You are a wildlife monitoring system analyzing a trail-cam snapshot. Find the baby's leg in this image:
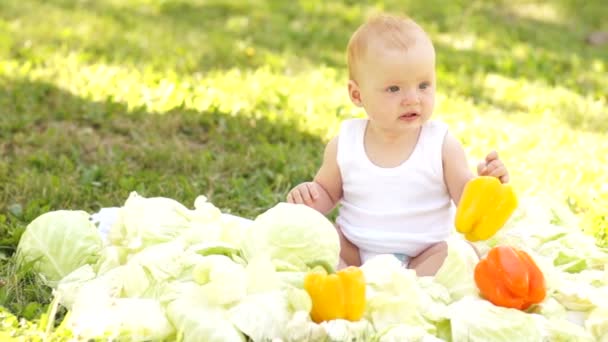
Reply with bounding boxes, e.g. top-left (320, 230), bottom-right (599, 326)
top-left (408, 240), bottom-right (480, 276)
top-left (408, 241), bottom-right (448, 276)
top-left (335, 224), bottom-right (361, 268)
